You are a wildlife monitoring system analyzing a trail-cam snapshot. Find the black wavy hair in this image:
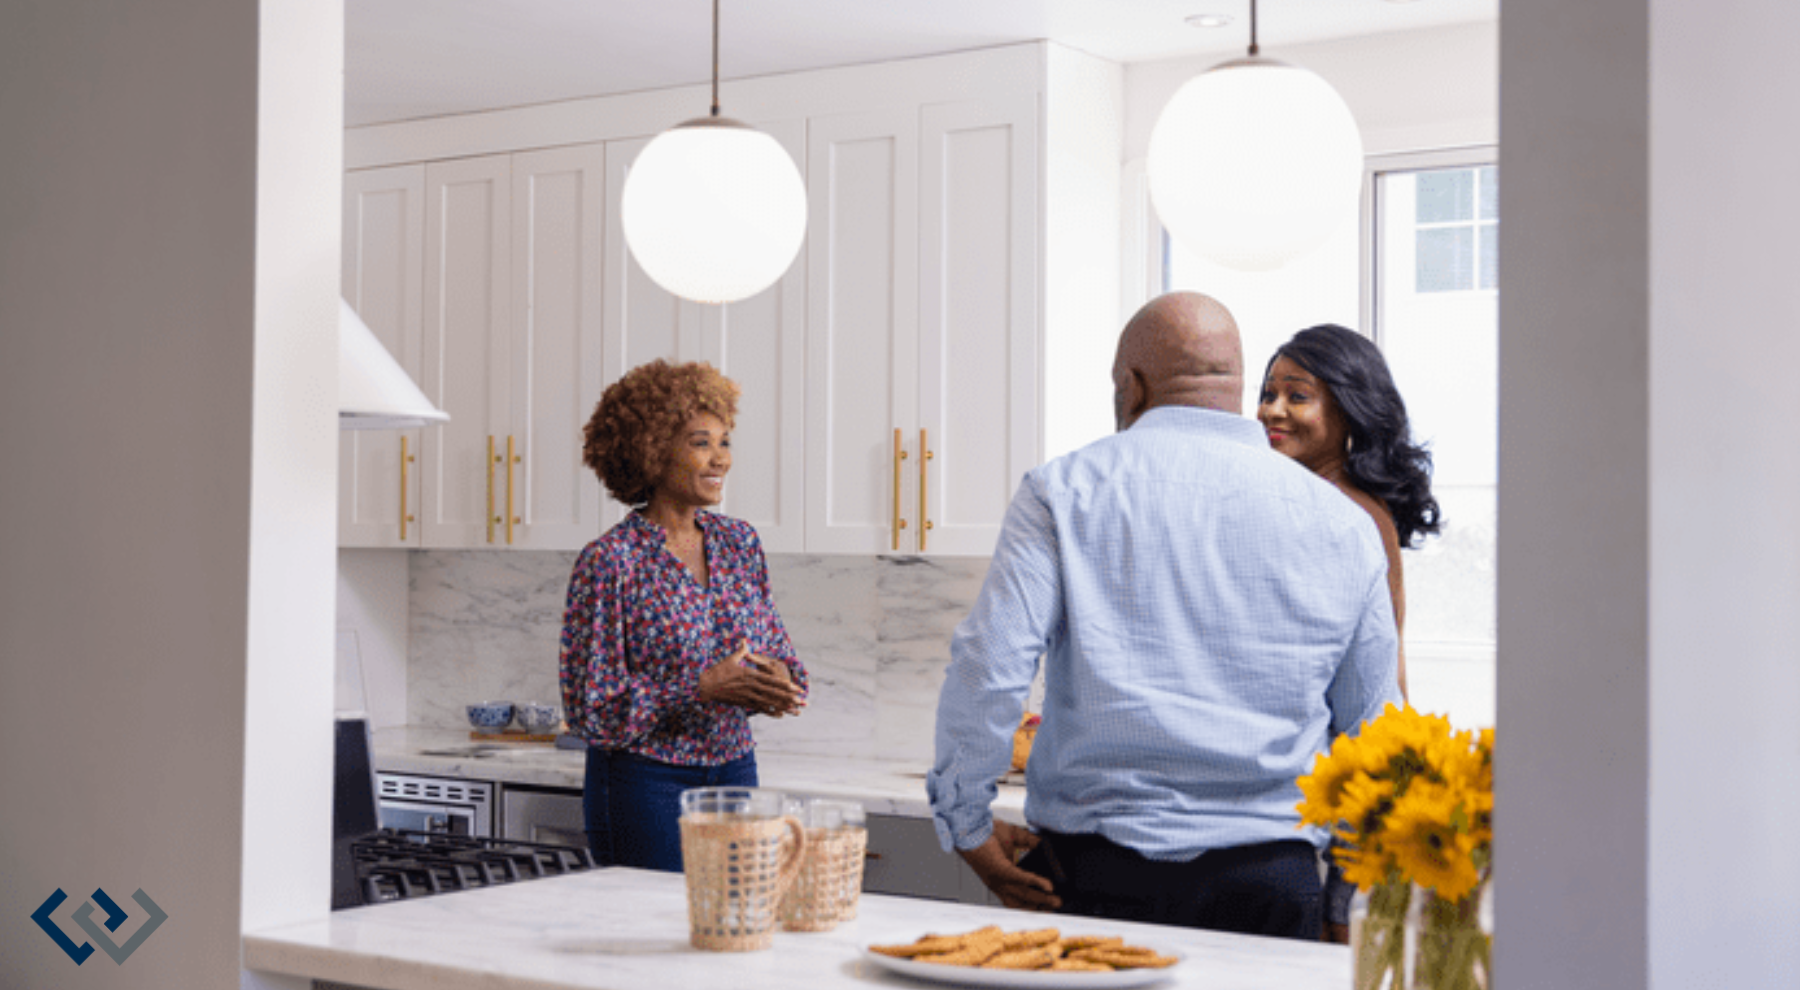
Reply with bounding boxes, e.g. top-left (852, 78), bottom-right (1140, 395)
top-left (1266, 324), bottom-right (1442, 547)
